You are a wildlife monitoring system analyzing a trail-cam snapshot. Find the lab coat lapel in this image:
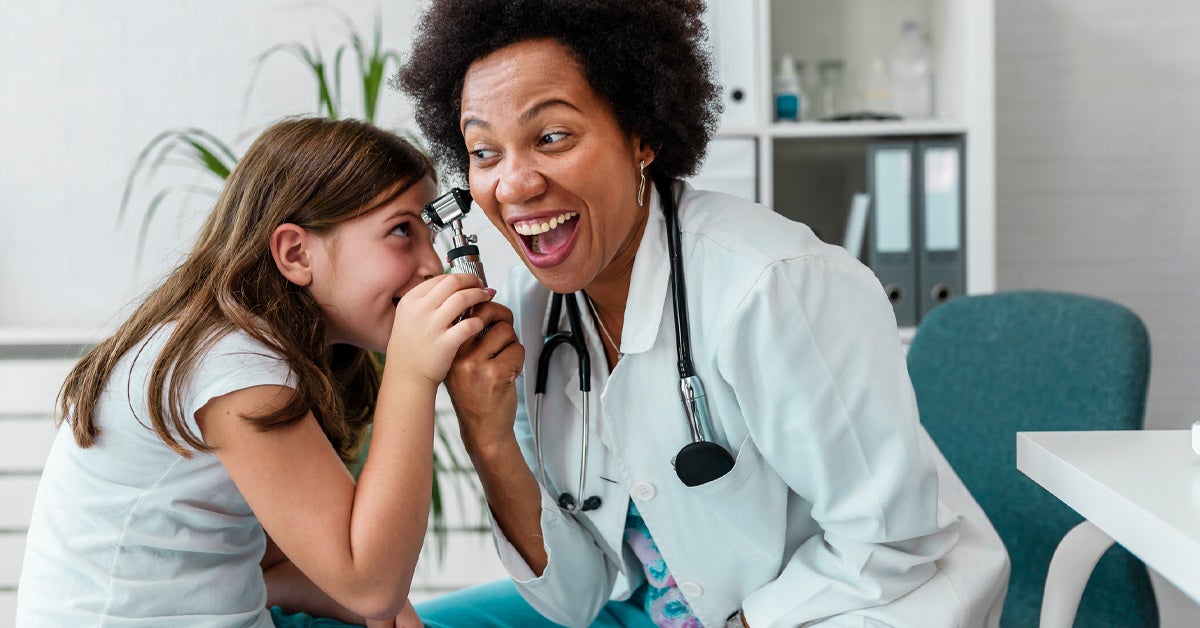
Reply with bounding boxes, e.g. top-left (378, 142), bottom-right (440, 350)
top-left (582, 184), bottom-right (678, 590)
top-left (620, 183), bottom-right (672, 356)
